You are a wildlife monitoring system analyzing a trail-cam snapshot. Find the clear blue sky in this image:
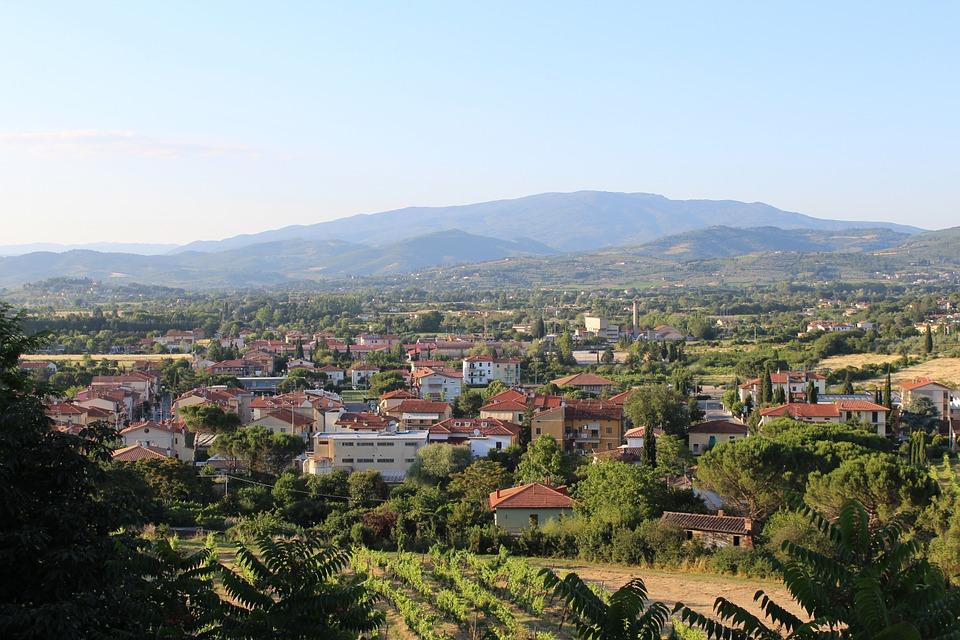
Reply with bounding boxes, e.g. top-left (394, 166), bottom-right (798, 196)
top-left (1, 1), bottom-right (957, 244)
